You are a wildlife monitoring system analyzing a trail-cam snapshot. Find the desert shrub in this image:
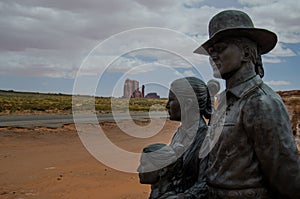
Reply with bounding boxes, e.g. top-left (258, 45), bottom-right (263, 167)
top-left (0, 90), bottom-right (168, 114)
